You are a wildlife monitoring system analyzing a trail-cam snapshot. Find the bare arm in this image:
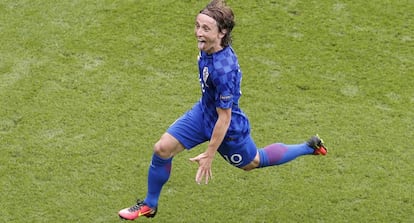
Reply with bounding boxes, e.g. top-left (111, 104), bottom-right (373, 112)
top-left (207, 107), bottom-right (232, 155)
top-left (190, 107), bottom-right (231, 184)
